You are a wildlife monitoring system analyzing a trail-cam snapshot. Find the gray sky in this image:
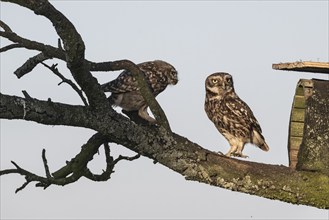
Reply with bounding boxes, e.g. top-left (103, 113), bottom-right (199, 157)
top-left (1, 1), bottom-right (329, 219)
